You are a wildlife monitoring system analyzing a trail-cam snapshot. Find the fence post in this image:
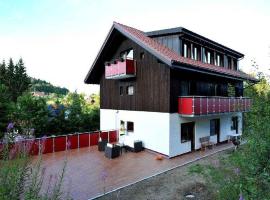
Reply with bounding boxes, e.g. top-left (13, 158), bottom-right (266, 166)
top-left (78, 133), bottom-right (80, 149)
top-left (52, 136), bottom-right (55, 153)
top-left (65, 135), bottom-right (67, 151)
top-left (88, 132), bottom-right (90, 147)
